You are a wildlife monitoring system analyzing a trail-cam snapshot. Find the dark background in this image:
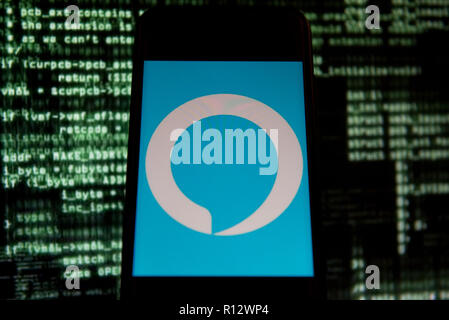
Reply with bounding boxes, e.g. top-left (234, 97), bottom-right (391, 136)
top-left (0, 0), bottom-right (448, 299)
